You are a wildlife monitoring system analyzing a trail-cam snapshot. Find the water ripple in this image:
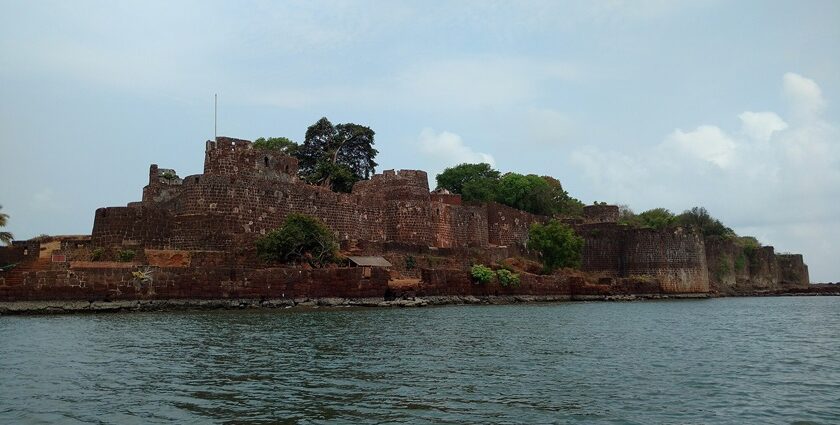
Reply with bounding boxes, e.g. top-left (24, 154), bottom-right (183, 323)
top-left (1, 297), bottom-right (839, 424)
